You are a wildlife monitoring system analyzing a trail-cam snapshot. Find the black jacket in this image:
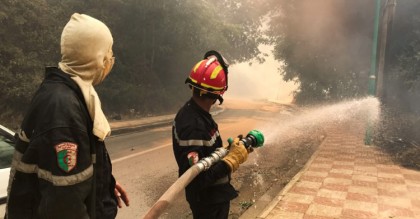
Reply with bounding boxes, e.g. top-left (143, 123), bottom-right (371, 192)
top-left (172, 99), bottom-right (237, 205)
top-left (6, 67), bottom-right (117, 219)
